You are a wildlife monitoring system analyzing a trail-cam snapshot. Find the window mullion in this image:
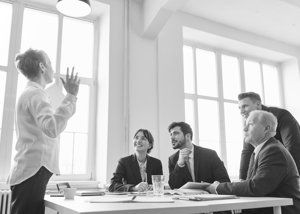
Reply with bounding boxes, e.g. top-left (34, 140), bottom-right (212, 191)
top-left (0, 1), bottom-right (25, 181)
top-left (277, 65), bottom-right (285, 108)
top-left (193, 47), bottom-right (199, 146)
top-left (260, 63), bottom-right (266, 103)
top-left (216, 51), bottom-right (227, 167)
top-left (239, 57), bottom-right (246, 93)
